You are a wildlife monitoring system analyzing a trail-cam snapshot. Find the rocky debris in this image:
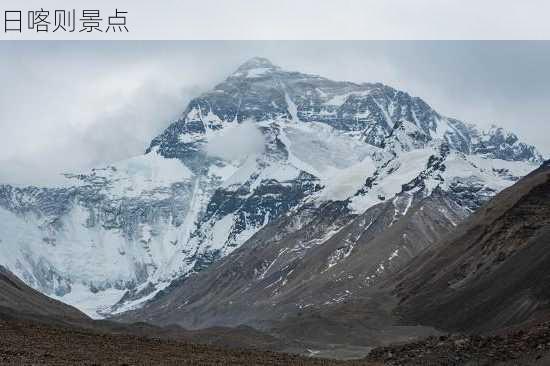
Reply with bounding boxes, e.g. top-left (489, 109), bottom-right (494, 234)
top-left (366, 321), bottom-right (550, 365)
